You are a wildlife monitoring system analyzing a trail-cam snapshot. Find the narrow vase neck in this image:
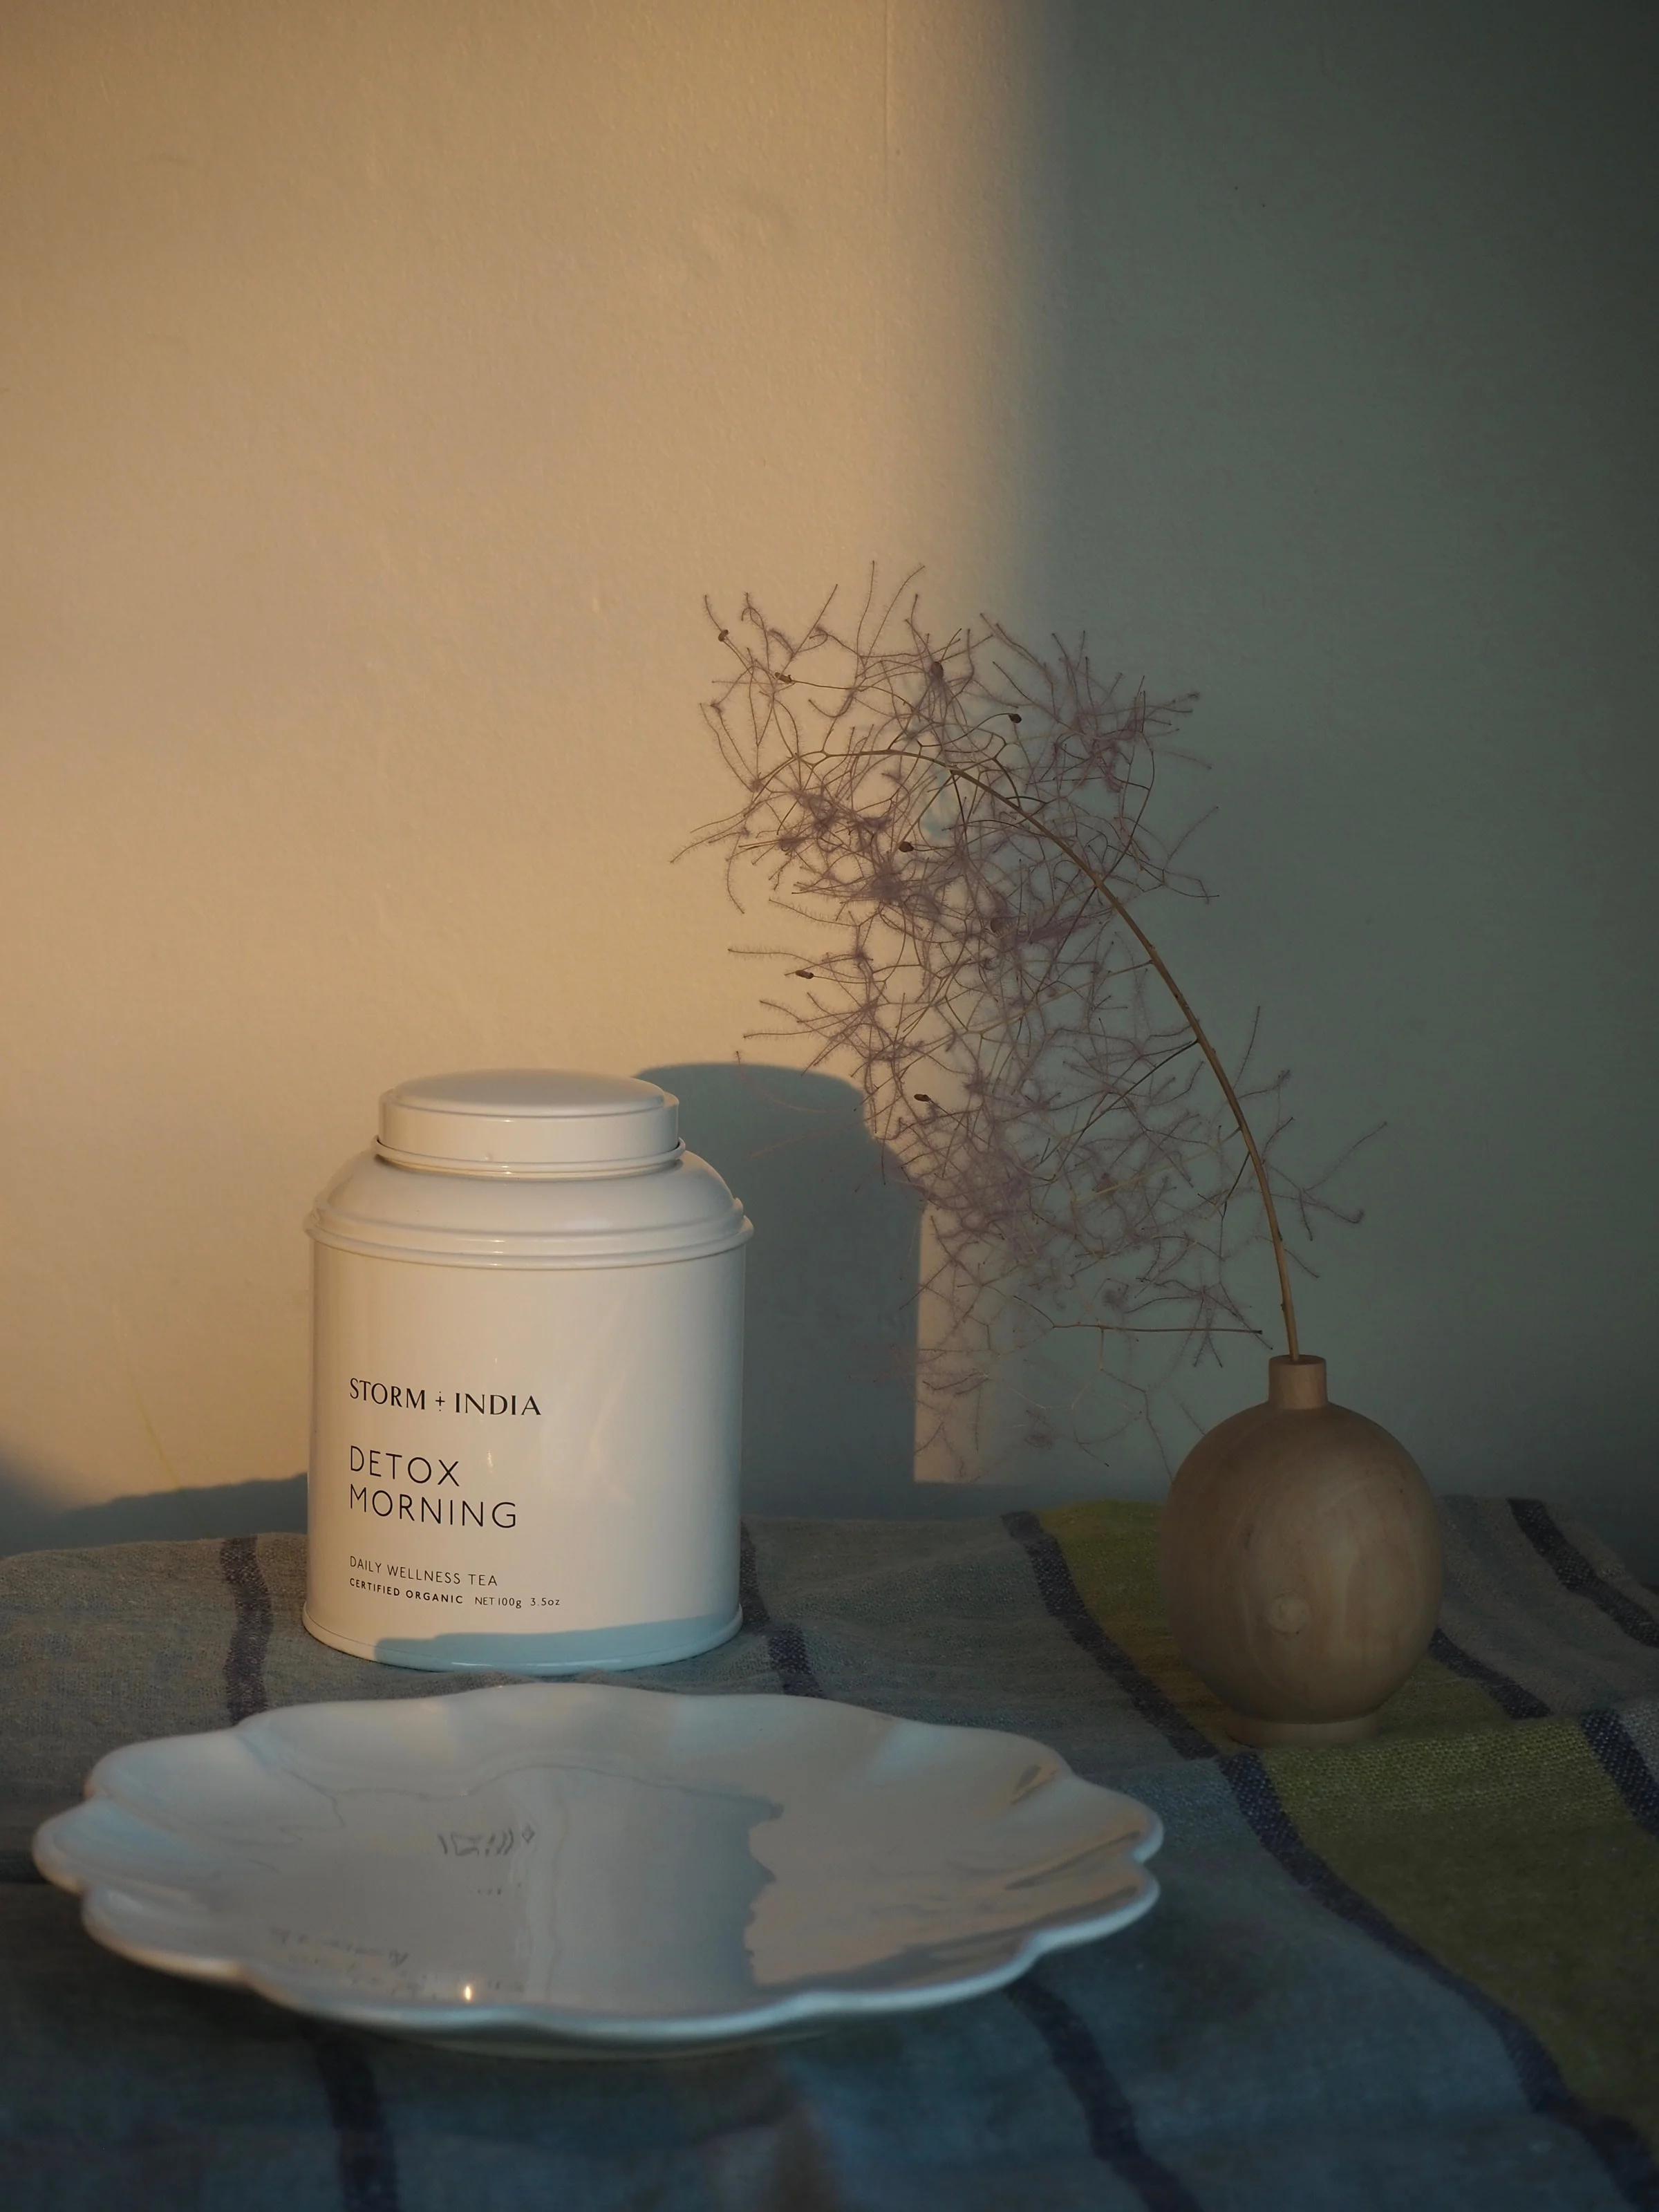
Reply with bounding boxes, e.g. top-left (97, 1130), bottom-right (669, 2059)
top-left (1268, 1354), bottom-right (1328, 1410)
